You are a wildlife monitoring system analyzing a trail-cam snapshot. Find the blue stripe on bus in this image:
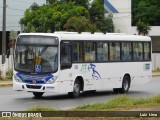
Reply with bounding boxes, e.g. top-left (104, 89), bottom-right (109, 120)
top-left (104, 0), bottom-right (119, 13)
top-left (16, 72), bottom-right (53, 84)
